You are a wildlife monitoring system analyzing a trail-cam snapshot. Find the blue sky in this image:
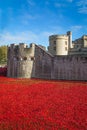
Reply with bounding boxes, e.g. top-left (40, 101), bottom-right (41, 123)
top-left (0, 0), bottom-right (87, 46)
